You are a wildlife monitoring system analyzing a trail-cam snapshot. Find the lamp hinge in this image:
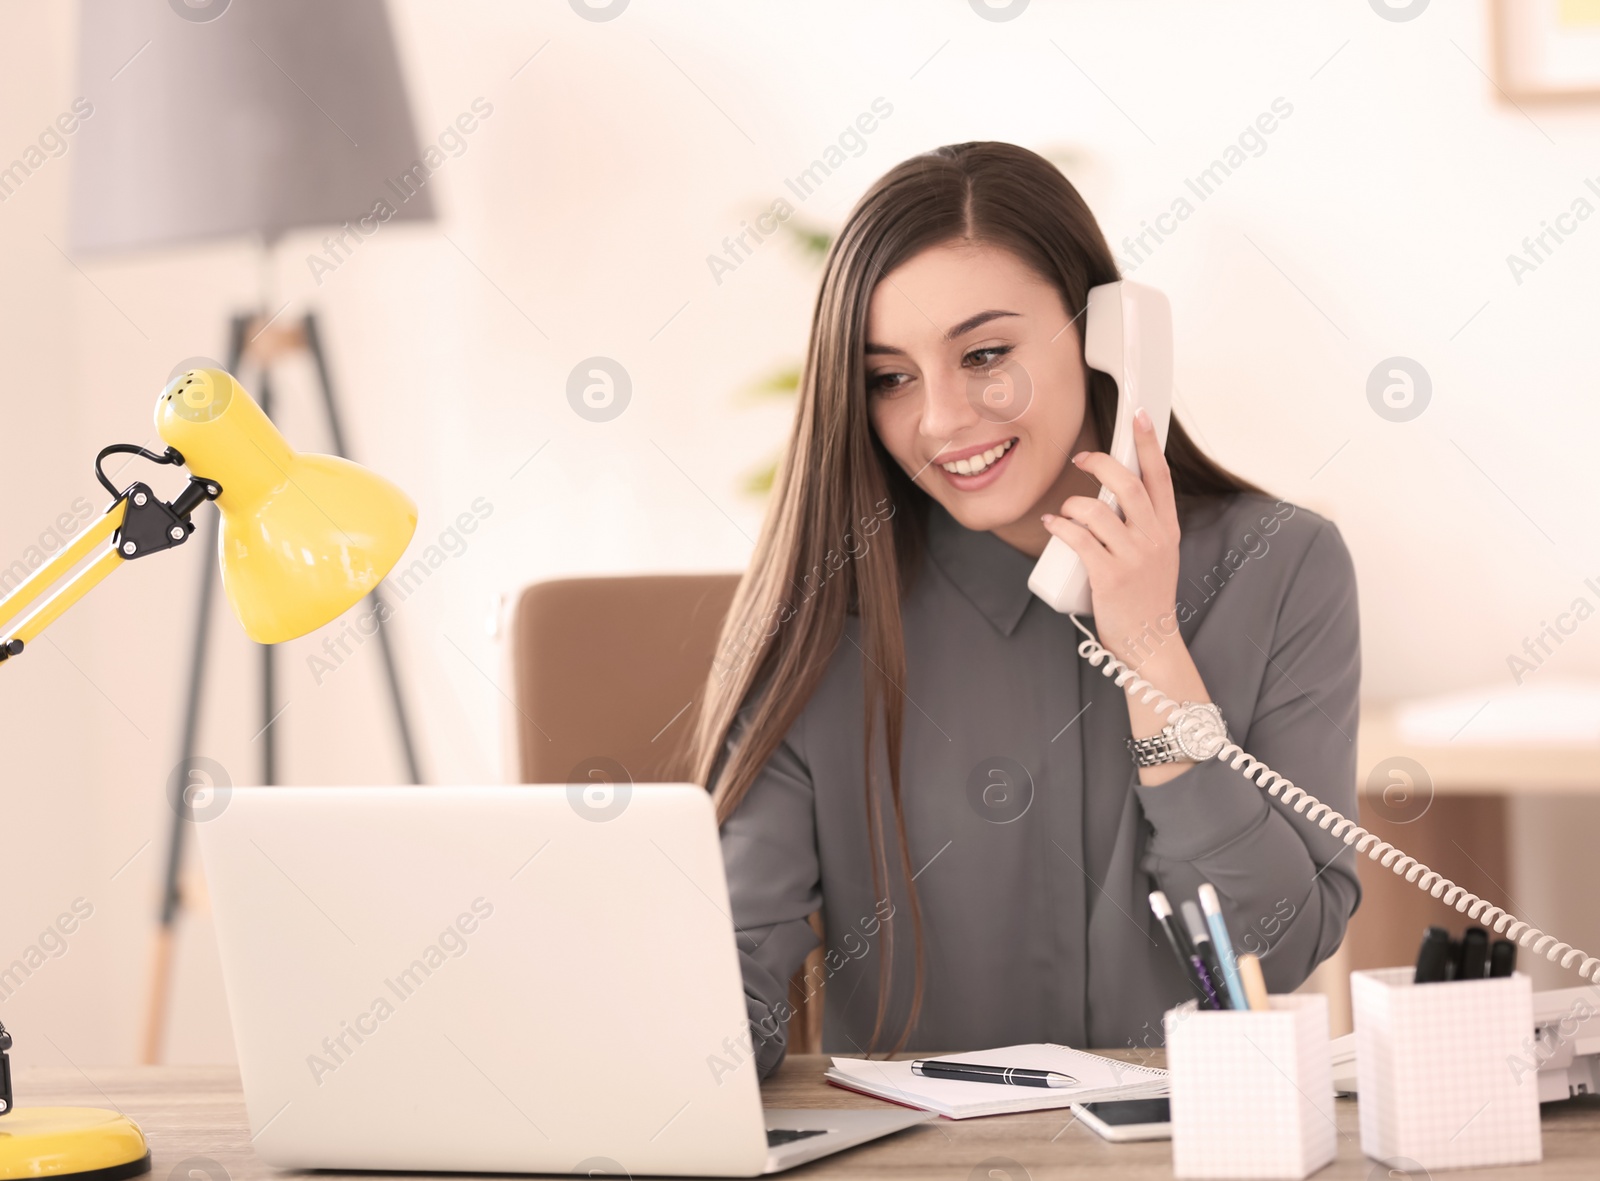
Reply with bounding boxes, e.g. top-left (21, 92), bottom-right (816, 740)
top-left (113, 477), bottom-right (221, 560)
